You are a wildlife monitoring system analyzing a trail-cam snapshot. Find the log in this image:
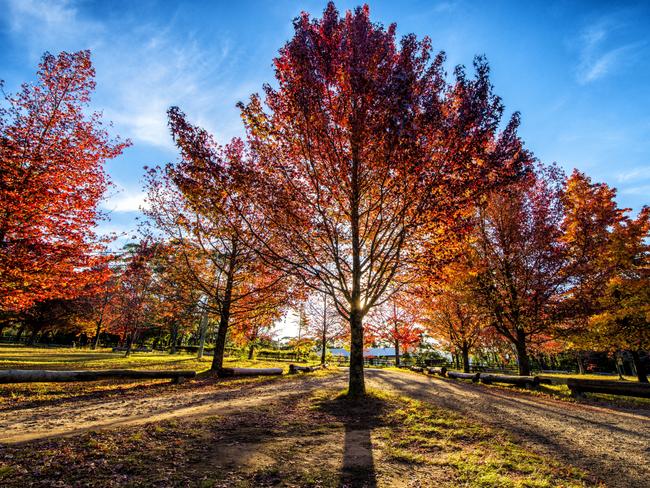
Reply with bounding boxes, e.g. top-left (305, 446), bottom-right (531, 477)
top-left (447, 371), bottom-right (480, 382)
top-left (480, 373), bottom-right (540, 387)
top-left (537, 375), bottom-right (568, 385)
top-left (289, 364), bottom-right (324, 374)
top-left (0, 369), bottom-right (196, 384)
top-left (427, 366), bottom-right (447, 377)
top-left (567, 379), bottom-right (650, 399)
top-left (217, 367), bottom-right (283, 377)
